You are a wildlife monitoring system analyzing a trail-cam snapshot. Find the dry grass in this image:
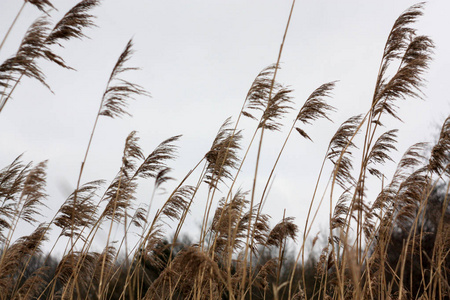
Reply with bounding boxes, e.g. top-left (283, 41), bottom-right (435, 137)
top-left (0, 1), bottom-right (449, 299)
